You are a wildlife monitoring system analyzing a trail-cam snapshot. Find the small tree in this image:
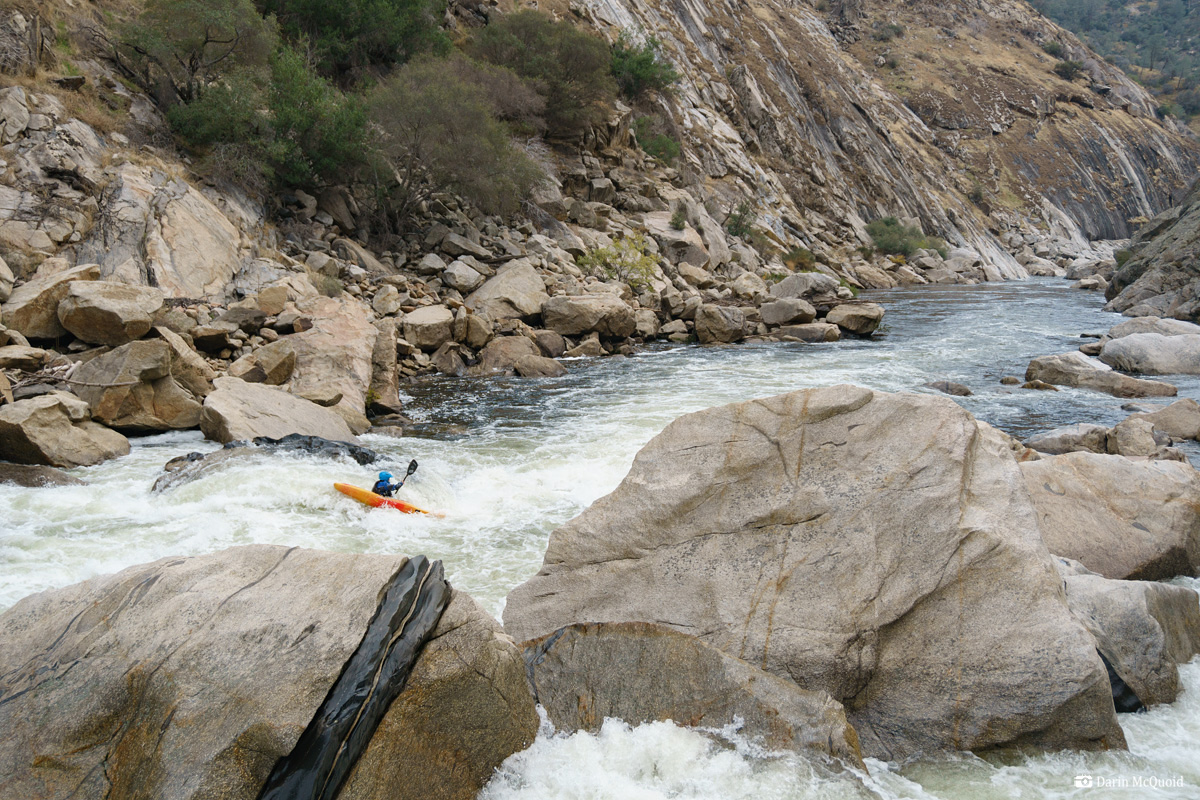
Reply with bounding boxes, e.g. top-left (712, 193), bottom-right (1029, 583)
top-left (116, 0), bottom-right (277, 106)
top-left (725, 201), bottom-right (755, 238)
top-left (610, 30), bottom-right (679, 99)
top-left (1054, 60), bottom-right (1084, 81)
top-left (369, 56), bottom-right (544, 230)
top-left (576, 233), bottom-right (658, 291)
